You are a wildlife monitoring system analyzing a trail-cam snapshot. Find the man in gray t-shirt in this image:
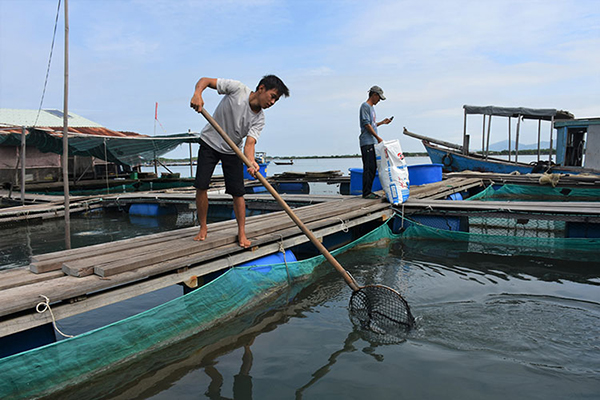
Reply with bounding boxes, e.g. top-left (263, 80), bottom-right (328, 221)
top-left (359, 85), bottom-right (392, 198)
top-left (190, 75), bottom-right (289, 248)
